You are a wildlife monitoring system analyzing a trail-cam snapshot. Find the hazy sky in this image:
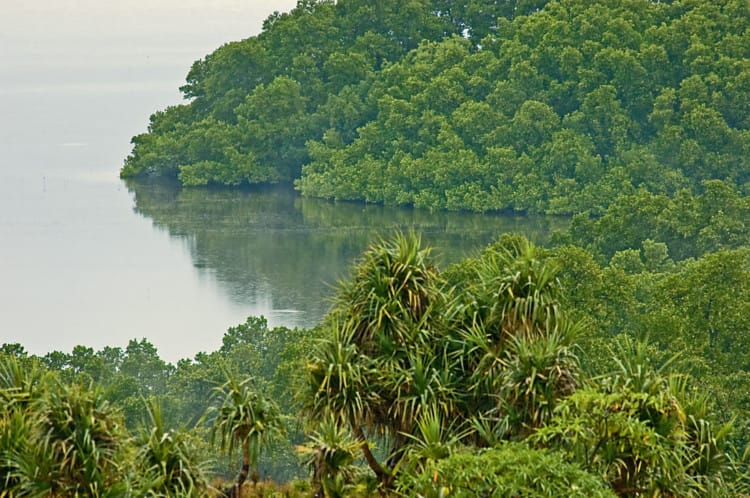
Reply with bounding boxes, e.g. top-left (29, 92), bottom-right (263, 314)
top-left (0, 0), bottom-right (299, 158)
top-left (1, 0), bottom-right (298, 95)
top-left (0, 1), bottom-right (300, 361)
